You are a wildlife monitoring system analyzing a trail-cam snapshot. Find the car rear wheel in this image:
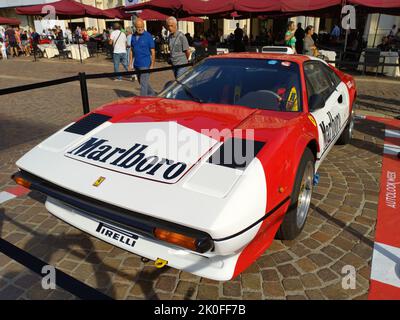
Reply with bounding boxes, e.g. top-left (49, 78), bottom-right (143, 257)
top-left (276, 148), bottom-right (315, 240)
top-left (336, 111), bottom-right (354, 145)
